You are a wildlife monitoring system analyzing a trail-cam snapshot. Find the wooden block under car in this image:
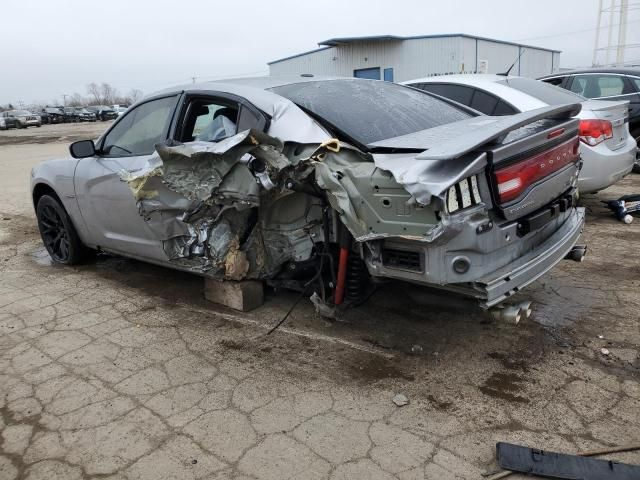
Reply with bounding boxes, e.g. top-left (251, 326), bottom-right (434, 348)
top-left (204, 279), bottom-right (264, 312)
